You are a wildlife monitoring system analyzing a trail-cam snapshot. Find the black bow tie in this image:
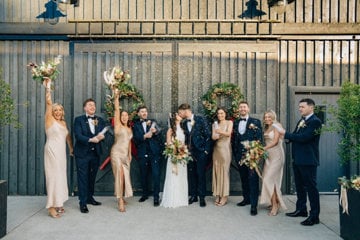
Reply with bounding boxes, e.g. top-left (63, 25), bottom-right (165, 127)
top-left (141, 119), bottom-right (148, 122)
top-left (301, 117), bottom-right (306, 121)
top-left (186, 119), bottom-right (191, 122)
top-left (240, 118), bottom-right (247, 121)
top-left (87, 116), bottom-right (96, 120)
